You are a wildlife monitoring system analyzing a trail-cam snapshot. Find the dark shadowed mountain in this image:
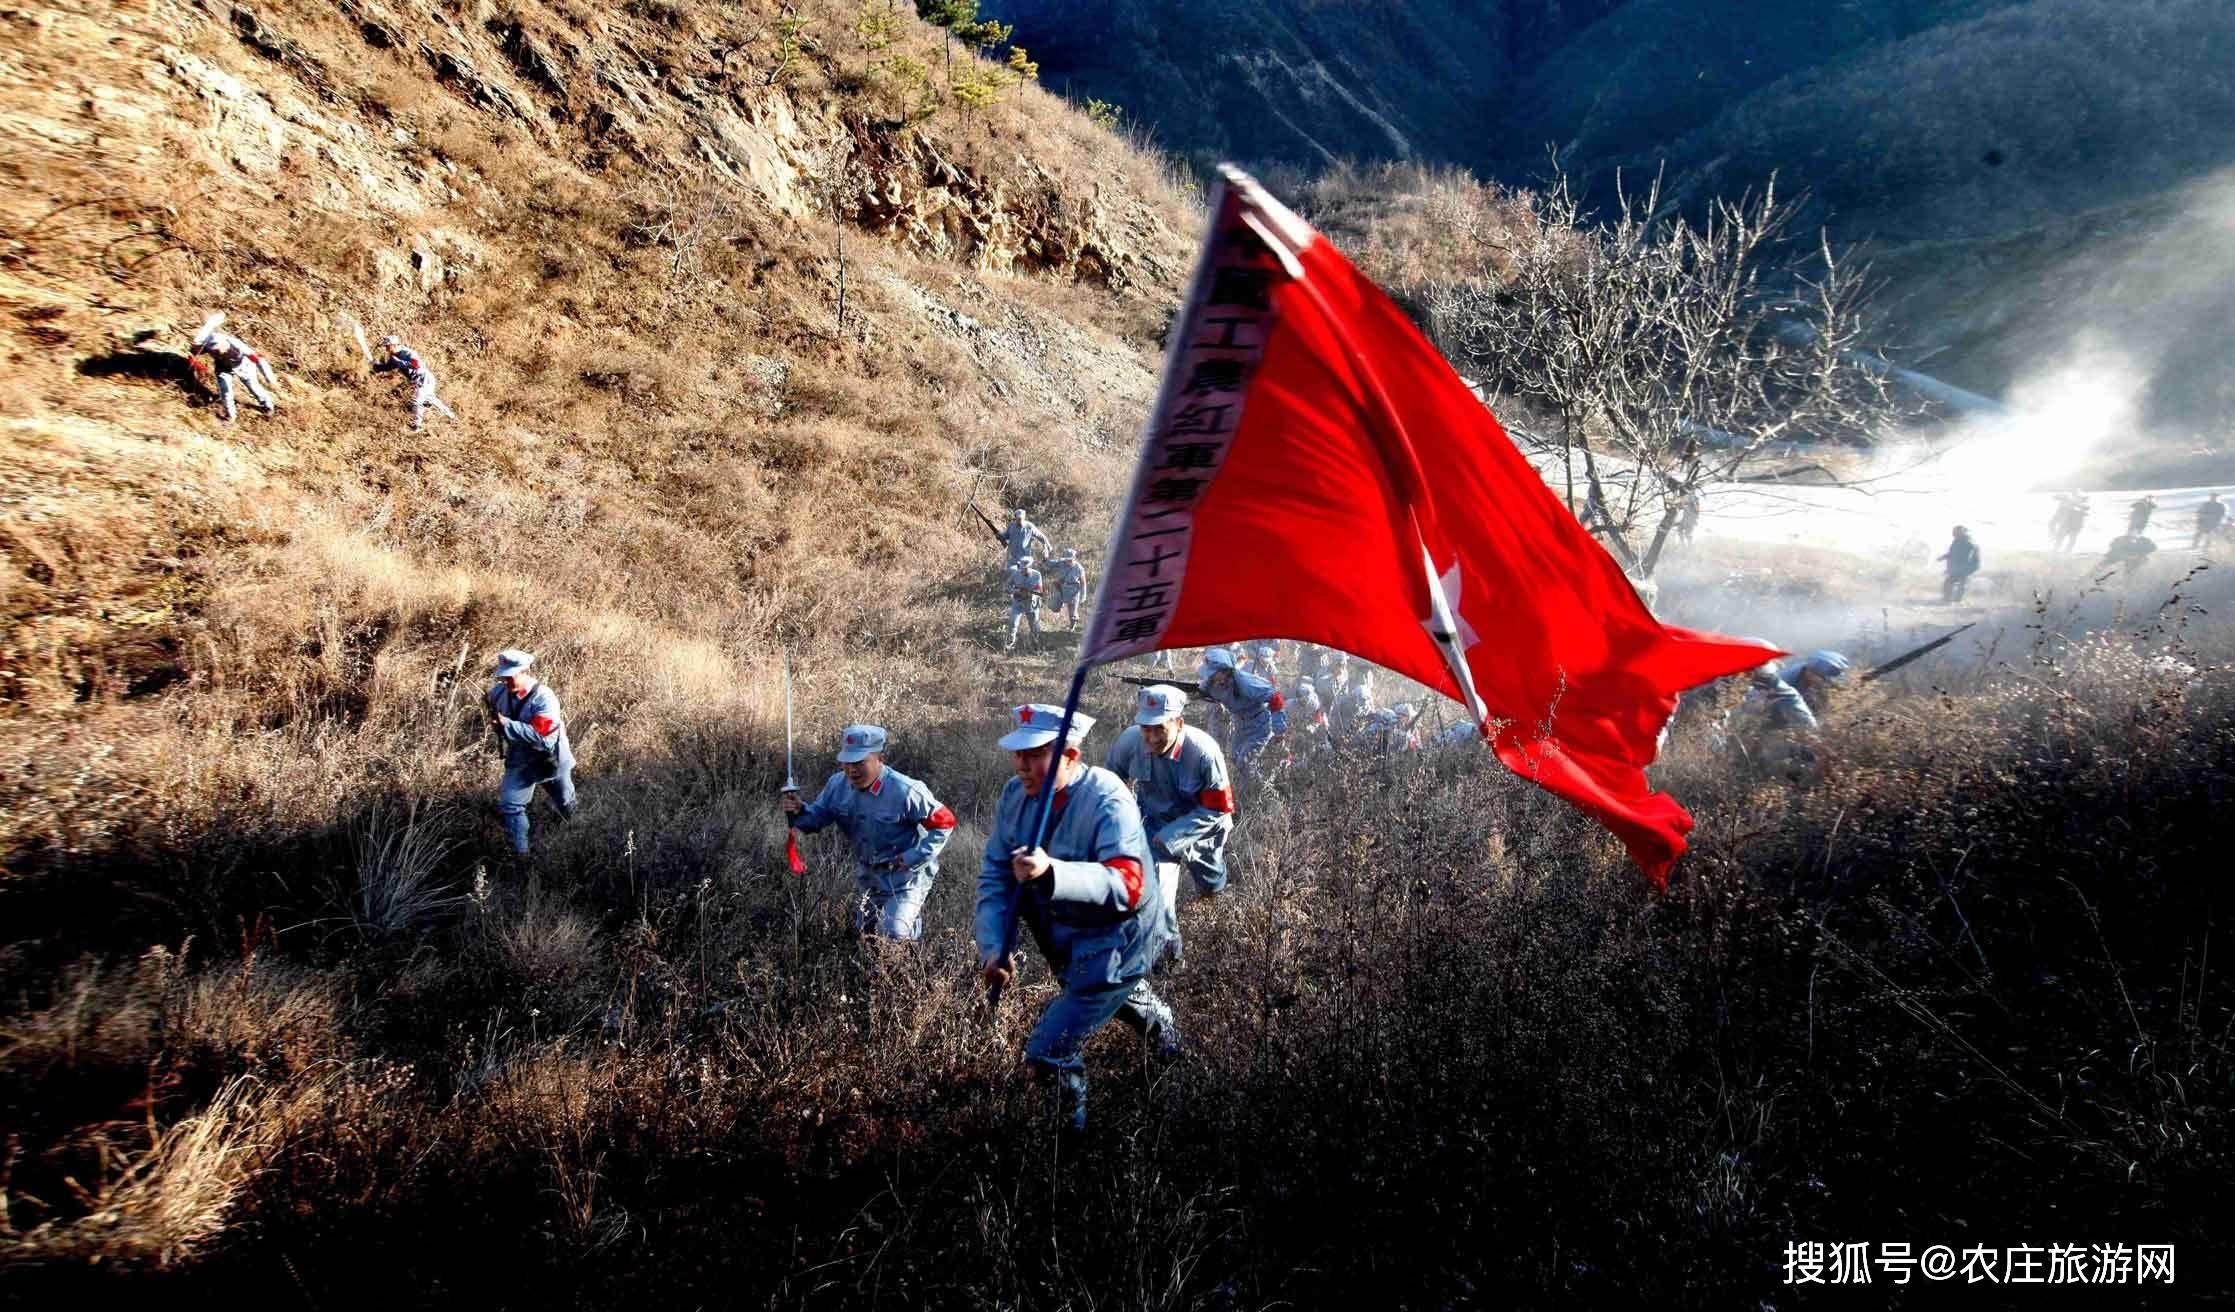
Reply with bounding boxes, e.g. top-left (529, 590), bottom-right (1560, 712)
top-left (992, 0), bottom-right (2235, 437)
